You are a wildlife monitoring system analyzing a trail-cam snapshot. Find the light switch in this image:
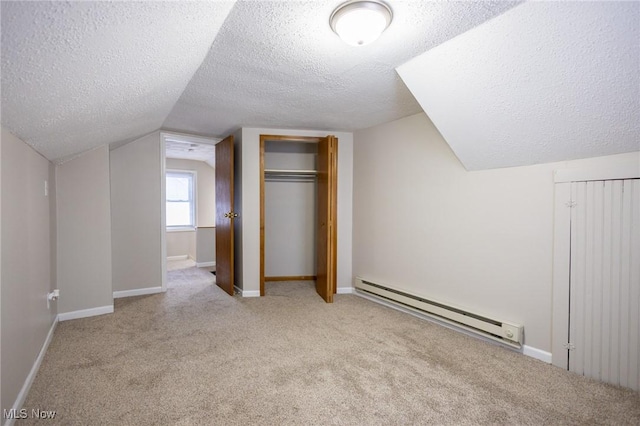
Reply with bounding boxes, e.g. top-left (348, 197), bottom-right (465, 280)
top-left (44, 180), bottom-right (48, 196)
